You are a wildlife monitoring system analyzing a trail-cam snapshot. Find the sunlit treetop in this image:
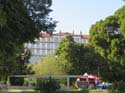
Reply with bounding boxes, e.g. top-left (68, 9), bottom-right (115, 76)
top-left (89, 5), bottom-right (125, 64)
